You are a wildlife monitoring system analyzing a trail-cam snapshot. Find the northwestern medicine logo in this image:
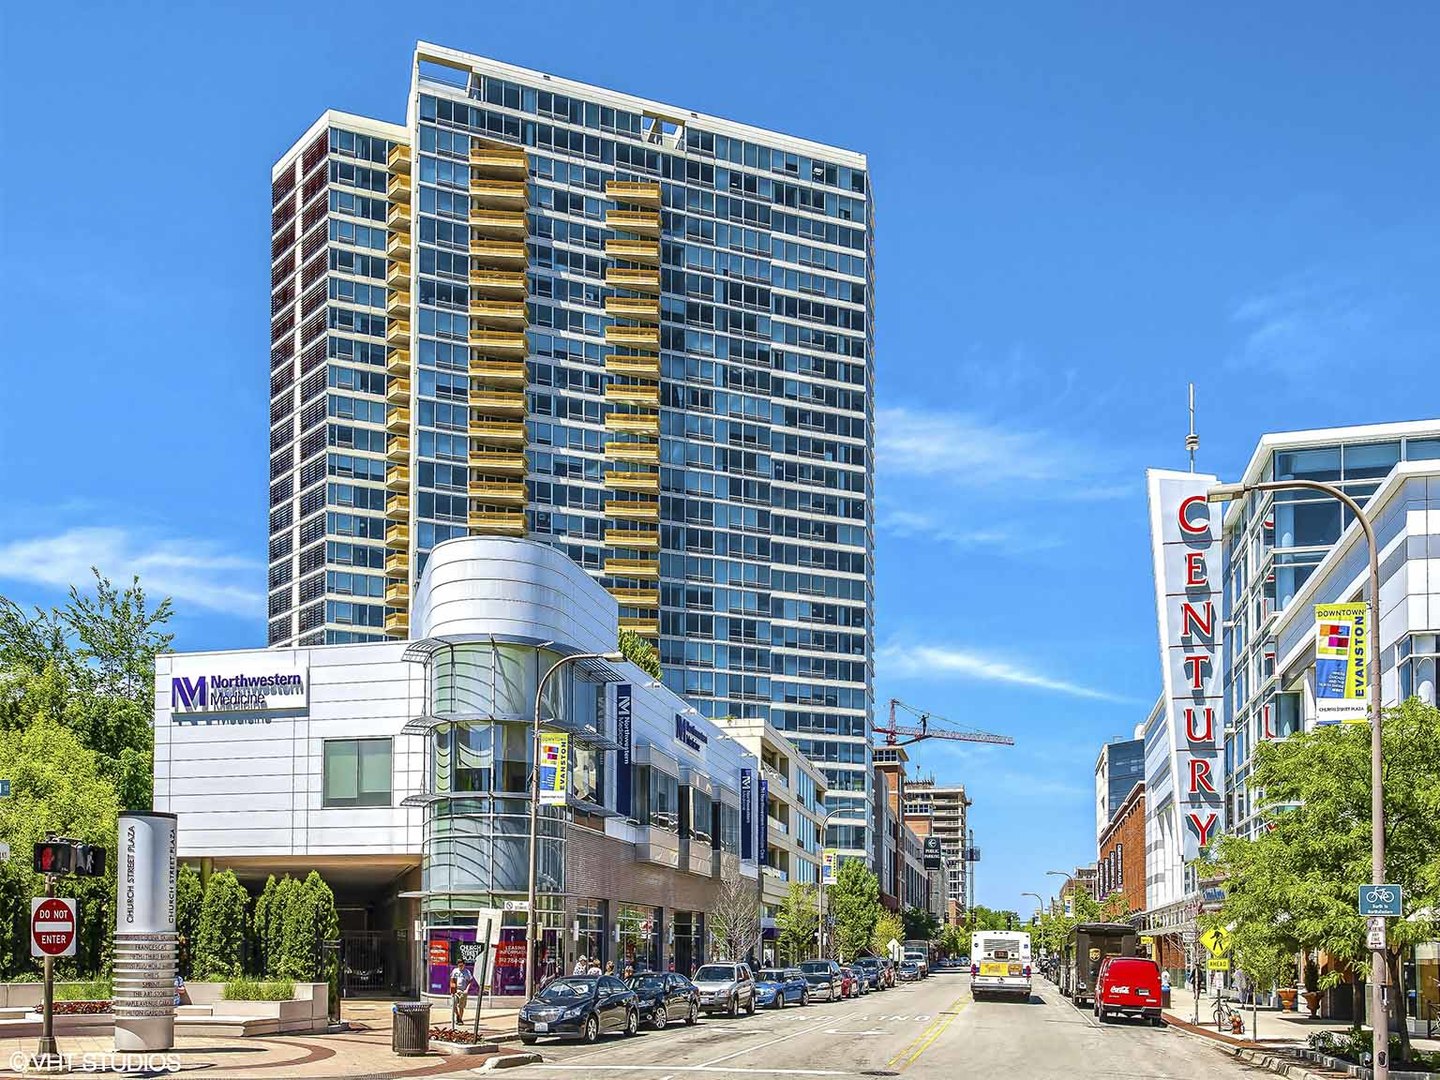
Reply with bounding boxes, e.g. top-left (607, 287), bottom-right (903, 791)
top-left (172, 672), bottom-right (305, 724)
top-left (674, 713), bottom-right (709, 752)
